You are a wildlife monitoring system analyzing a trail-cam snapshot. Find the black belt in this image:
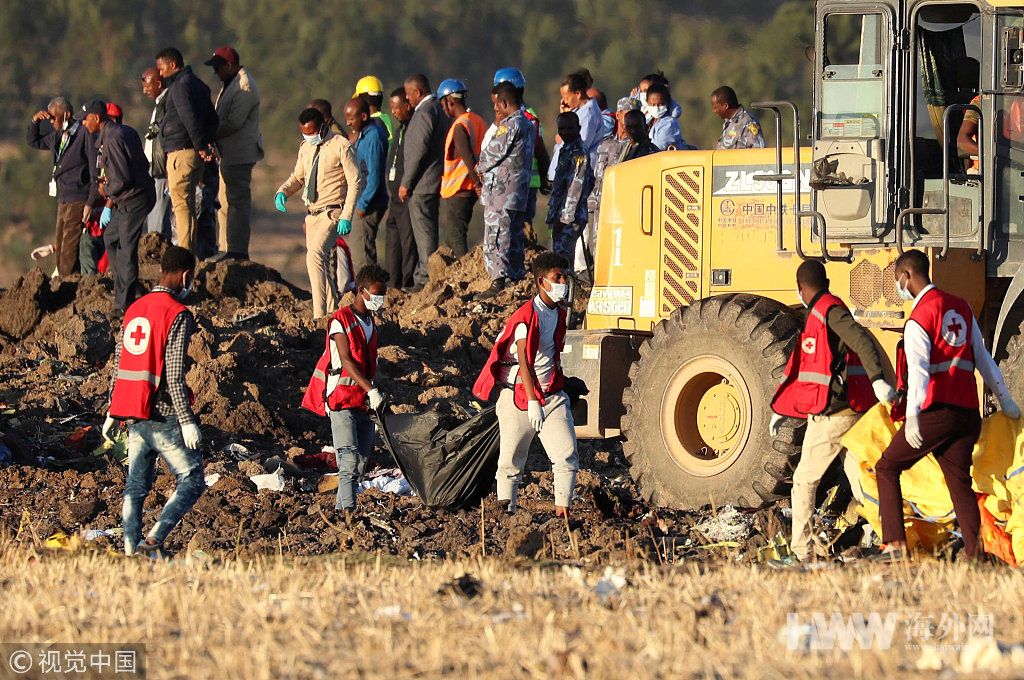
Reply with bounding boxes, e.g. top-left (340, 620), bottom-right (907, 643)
top-left (308, 204), bottom-right (341, 216)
